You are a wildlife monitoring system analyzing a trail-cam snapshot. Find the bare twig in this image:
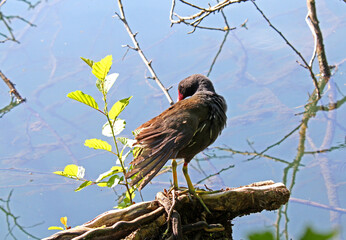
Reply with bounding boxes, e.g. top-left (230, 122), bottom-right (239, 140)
top-left (207, 1), bottom-right (232, 76)
top-left (217, 147), bottom-right (293, 165)
top-left (0, 70), bottom-right (26, 102)
top-left (290, 197), bottom-right (346, 214)
top-left (0, 0), bottom-right (38, 43)
top-left (248, 123), bottom-right (302, 162)
top-left (0, 97), bottom-right (22, 118)
top-left (114, 0), bottom-right (174, 105)
top-left (0, 0), bottom-right (7, 7)
top-left (208, 33), bottom-right (229, 72)
top-left (316, 96), bottom-right (346, 111)
top-left (305, 15), bottom-right (317, 68)
top-left (306, 0), bottom-right (331, 79)
top-left (196, 164), bottom-right (234, 185)
top-left (295, 96), bottom-right (346, 116)
top-left (170, 0), bottom-right (242, 32)
top-left (250, 0), bottom-right (321, 99)
top-left (171, 0), bottom-right (248, 24)
top-left (304, 142), bottom-right (345, 154)
top-left (18, 0), bottom-right (41, 9)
